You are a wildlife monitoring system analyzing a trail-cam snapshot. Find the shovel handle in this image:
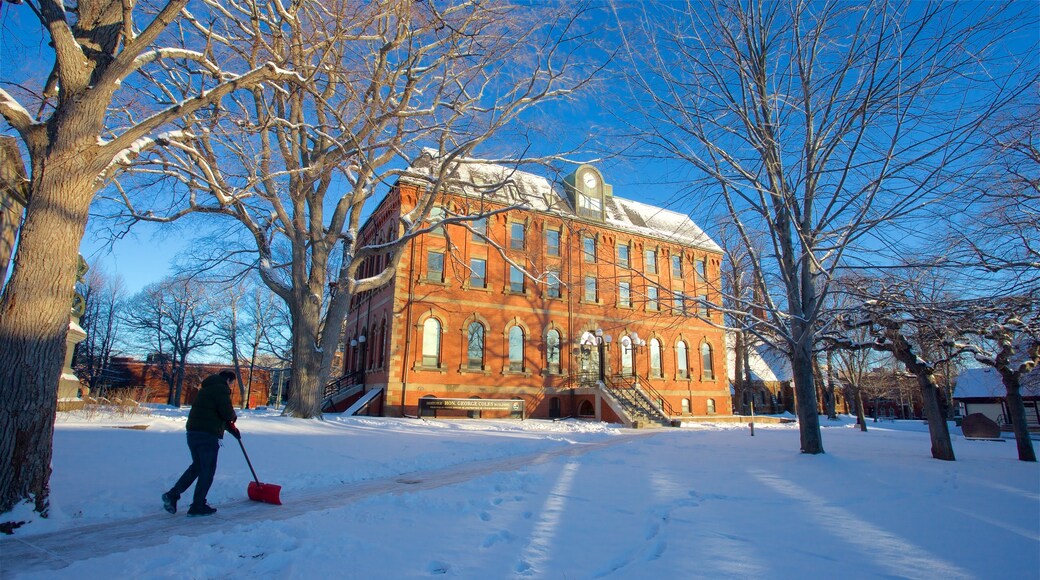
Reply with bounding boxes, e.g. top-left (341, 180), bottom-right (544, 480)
top-left (236, 436), bottom-right (261, 484)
